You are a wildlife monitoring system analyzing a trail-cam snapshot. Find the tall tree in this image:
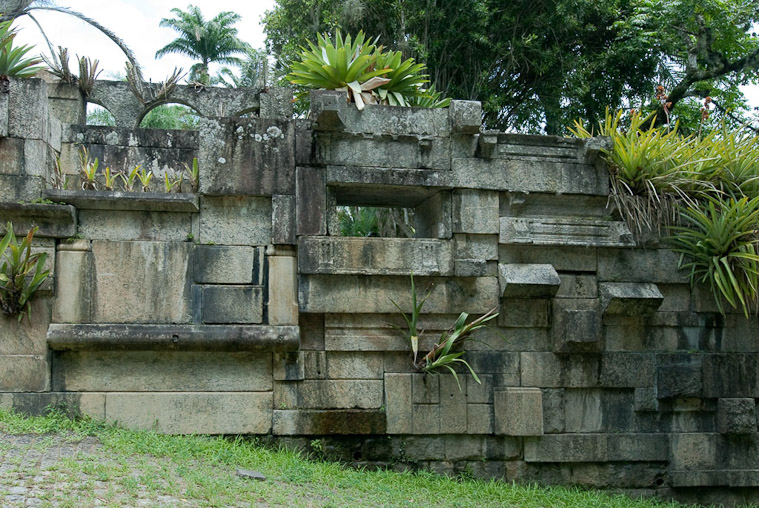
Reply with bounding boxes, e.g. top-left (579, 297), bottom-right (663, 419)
top-left (155, 5), bottom-right (246, 84)
top-left (263, 0), bottom-right (759, 134)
